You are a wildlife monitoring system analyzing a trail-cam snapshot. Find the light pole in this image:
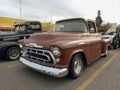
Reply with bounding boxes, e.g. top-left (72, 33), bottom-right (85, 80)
top-left (50, 15), bottom-right (53, 23)
top-left (48, 15), bottom-right (53, 30)
top-left (20, 0), bottom-right (22, 19)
